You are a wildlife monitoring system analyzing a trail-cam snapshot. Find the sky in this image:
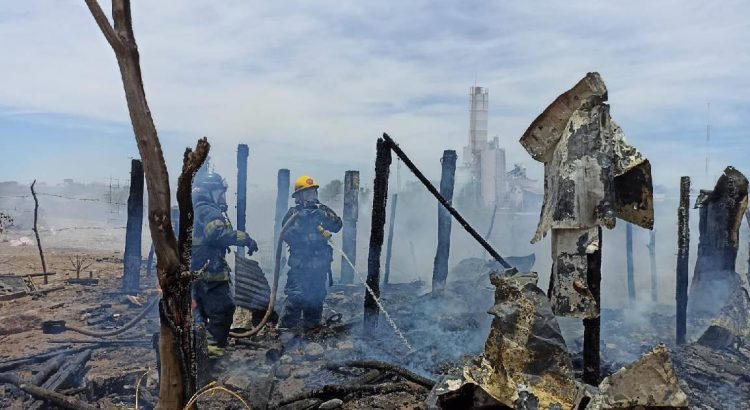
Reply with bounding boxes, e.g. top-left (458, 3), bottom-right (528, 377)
top-left (0, 1), bottom-right (748, 193)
